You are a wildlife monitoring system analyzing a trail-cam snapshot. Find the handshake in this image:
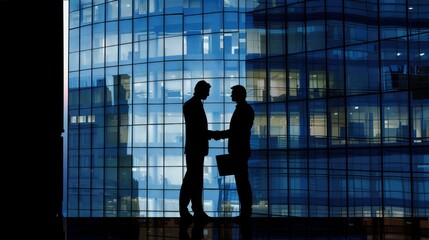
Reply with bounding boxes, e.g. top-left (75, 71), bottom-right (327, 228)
top-left (209, 130), bottom-right (225, 141)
